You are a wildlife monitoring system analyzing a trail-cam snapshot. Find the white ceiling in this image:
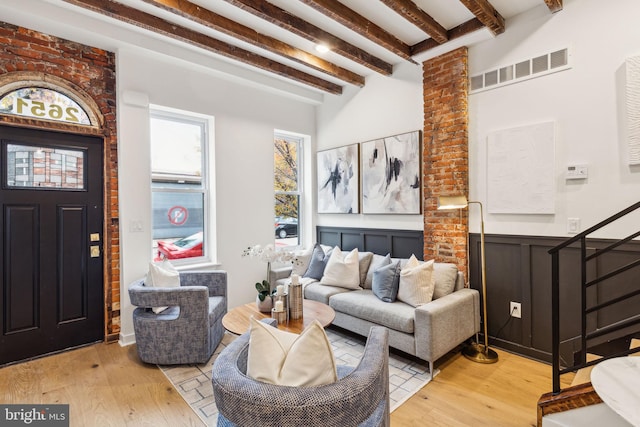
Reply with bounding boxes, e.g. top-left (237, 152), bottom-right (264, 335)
top-left (2, 0), bottom-right (550, 96)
